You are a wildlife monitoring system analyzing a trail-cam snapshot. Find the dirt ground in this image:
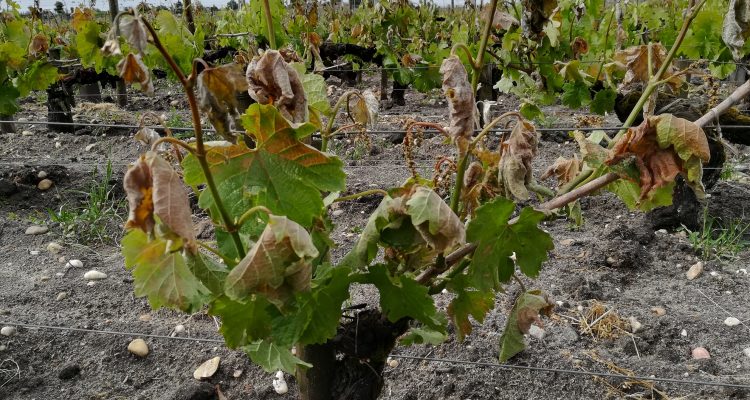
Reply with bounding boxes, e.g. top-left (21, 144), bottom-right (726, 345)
top-left (1, 74), bottom-right (749, 400)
